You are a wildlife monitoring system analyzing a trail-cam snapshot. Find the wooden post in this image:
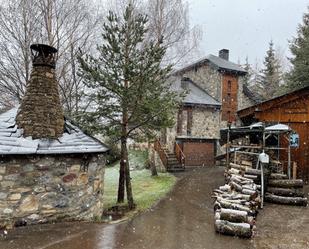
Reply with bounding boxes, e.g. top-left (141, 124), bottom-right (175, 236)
top-left (226, 124), bottom-right (231, 169)
top-left (293, 162), bottom-right (297, 180)
top-left (288, 133), bottom-right (291, 179)
top-left (261, 162), bottom-right (264, 209)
